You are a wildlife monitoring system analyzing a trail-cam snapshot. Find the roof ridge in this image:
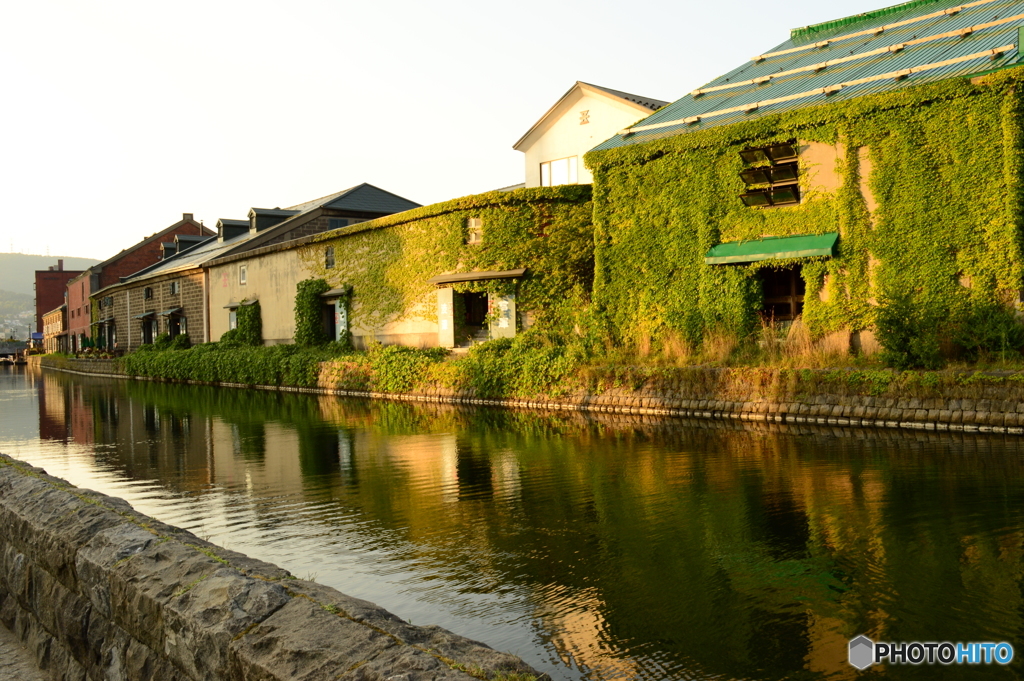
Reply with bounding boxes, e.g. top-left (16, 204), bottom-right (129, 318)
top-left (578, 81), bottom-right (669, 109)
top-left (791, 0), bottom-right (946, 40)
top-left (283, 184), bottom-right (361, 212)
